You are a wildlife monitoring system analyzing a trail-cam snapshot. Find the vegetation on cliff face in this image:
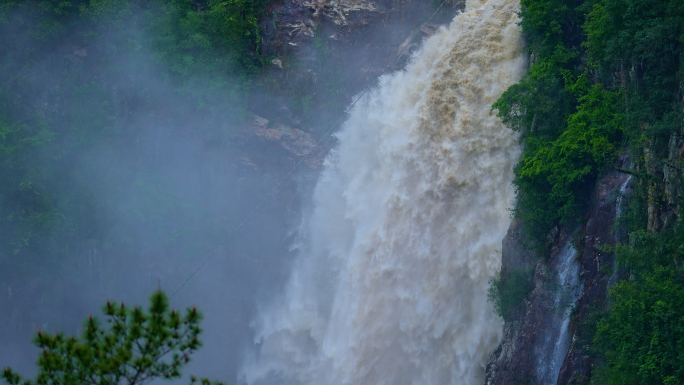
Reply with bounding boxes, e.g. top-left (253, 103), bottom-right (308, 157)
top-left (492, 0), bottom-right (684, 383)
top-left (487, 266), bottom-right (534, 322)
